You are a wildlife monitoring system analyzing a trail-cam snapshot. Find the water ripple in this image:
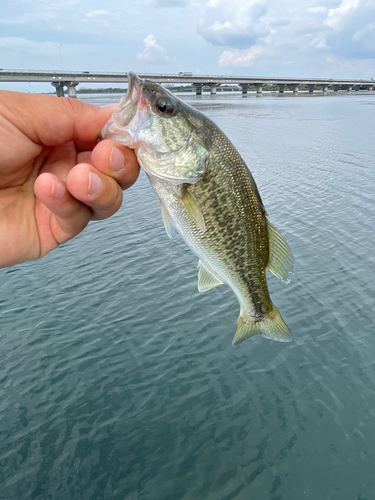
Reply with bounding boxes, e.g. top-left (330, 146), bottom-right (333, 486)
top-left (1, 93), bottom-right (375, 499)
